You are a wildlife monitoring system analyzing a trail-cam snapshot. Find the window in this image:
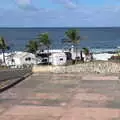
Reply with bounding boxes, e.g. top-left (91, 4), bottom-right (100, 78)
top-left (25, 57), bottom-right (31, 61)
top-left (12, 59), bottom-right (15, 62)
top-left (28, 57), bottom-right (31, 61)
top-left (60, 58), bottom-right (63, 61)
